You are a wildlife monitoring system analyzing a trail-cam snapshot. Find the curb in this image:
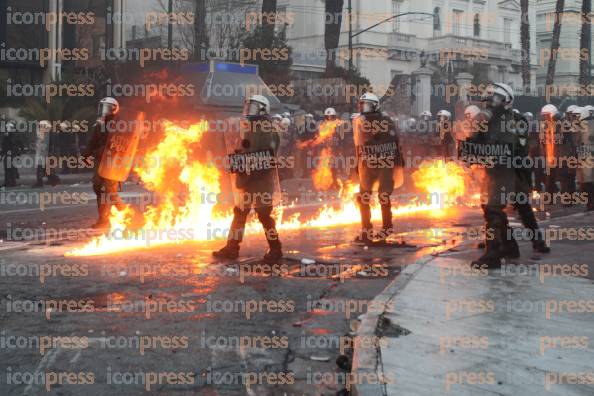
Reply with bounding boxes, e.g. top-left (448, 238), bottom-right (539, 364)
top-left (351, 254), bottom-right (435, 396)
top-left (350, 211), bottom-right (591, 396)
